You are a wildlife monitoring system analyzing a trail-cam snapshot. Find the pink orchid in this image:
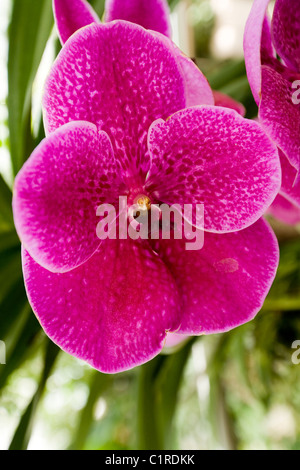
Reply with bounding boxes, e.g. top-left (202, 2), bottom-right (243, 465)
top-left (53, 0), bottom-right (214, 110)
top-left (12, 7), bottom-right (282, 372)
top-left (53, 0), bottom-right (172, 44)
top-left (53, 0), bottom-right (245, 114)
top-left (244, 0), bottom-right (300, 225)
